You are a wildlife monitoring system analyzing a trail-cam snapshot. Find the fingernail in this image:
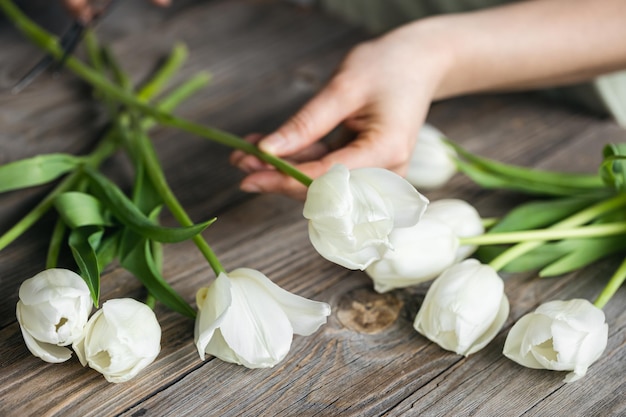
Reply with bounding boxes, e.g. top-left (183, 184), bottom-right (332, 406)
top-left (259, 134), bottom-right (286, 154)
top-left (240, 182), bottom-right (262, 193)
